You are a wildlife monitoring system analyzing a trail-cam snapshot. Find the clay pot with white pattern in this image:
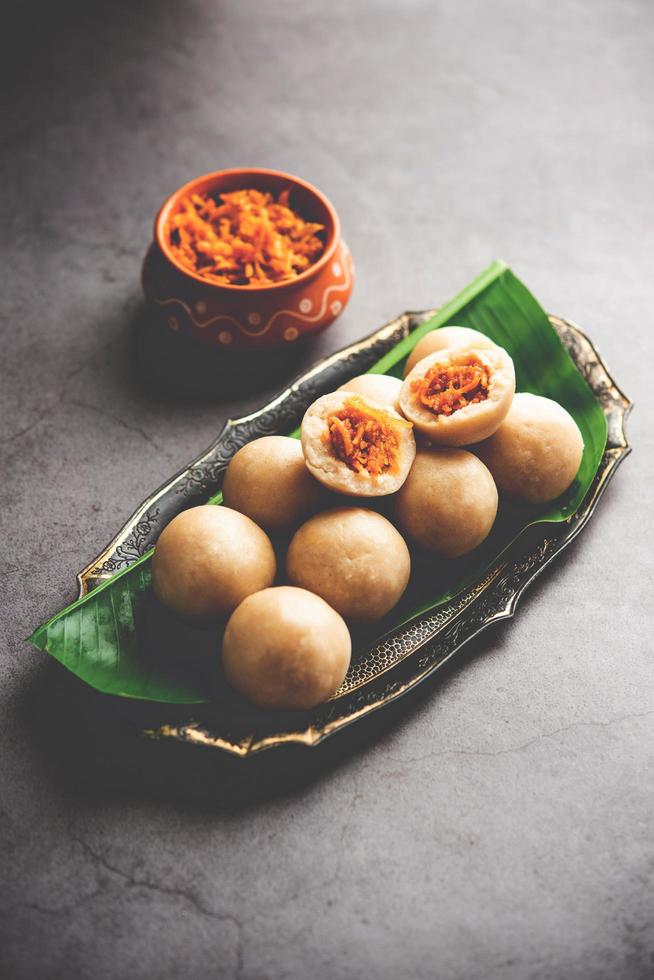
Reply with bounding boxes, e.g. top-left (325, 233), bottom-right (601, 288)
top-left (142, 168), bottom-right (354, 351)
